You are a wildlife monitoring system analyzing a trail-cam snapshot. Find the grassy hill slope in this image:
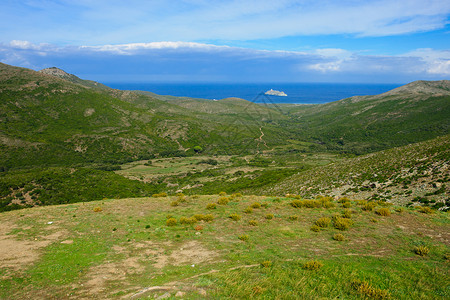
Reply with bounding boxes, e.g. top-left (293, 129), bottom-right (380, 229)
top-left (282, 80), bottom-right (450, 154)
top-left (0, 195), bottom-right (448, 299)
top-left (257, 135), bottom-right (449, 207)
